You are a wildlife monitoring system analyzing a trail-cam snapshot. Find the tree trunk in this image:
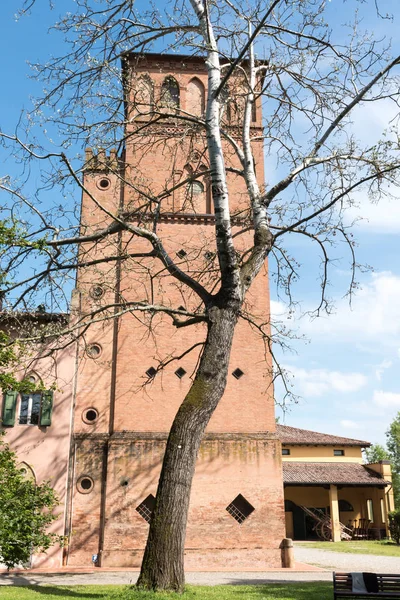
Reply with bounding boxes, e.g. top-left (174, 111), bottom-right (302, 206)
top-left (136, 304), bottom-right (239, 591)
